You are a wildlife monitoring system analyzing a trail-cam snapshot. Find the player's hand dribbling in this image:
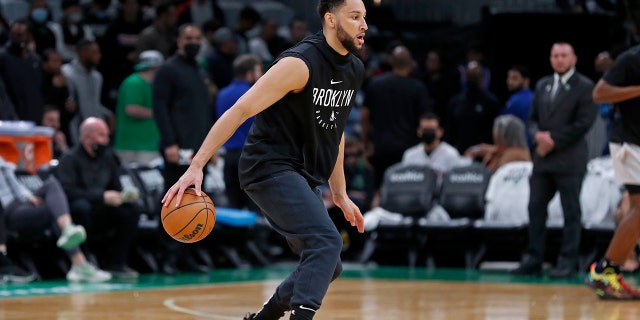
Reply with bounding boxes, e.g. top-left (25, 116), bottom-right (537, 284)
top-left (162, 165), bottom-right (204, 208)
top-left (333, 194), bottom-right (365, 233)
